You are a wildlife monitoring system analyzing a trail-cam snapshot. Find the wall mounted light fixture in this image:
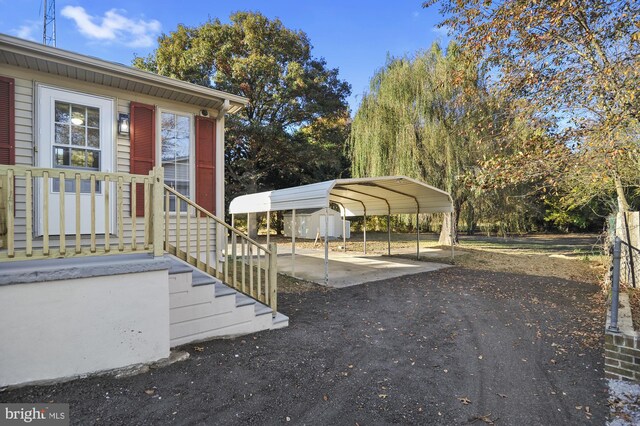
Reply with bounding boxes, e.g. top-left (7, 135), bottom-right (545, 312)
top-left (118, 113), bottom-right (130, 135)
